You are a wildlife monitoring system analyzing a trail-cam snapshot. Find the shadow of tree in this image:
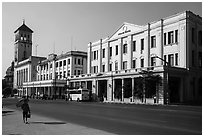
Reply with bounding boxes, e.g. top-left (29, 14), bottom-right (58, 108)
top-left (2, 110), bottom-right (15, 116)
